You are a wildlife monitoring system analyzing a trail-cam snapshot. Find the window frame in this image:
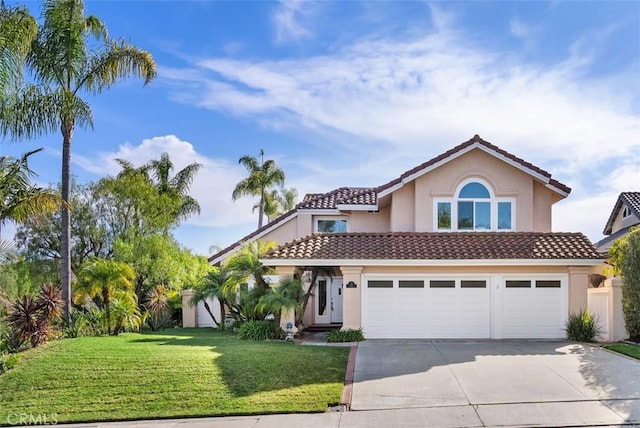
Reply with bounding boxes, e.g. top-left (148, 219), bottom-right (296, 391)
top-left (433, 179), bottom-right (515, 232)
top-left (314, 216), bottom-right (349, 233)
top-left (622, 206), bottom-right (631, 219)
